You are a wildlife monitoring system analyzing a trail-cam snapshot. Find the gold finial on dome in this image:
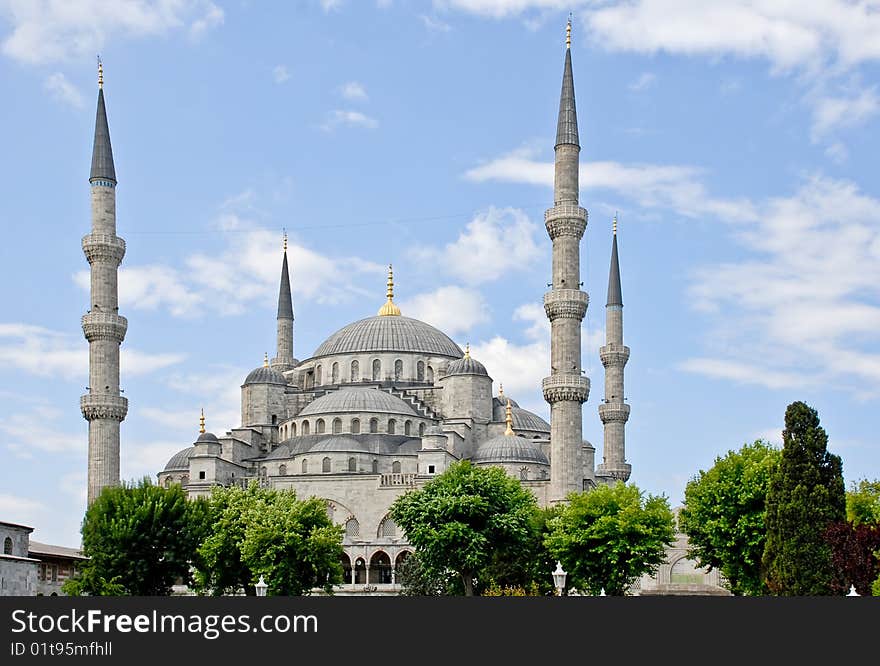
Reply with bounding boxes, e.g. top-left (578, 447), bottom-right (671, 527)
top-left (97, 55), bottom-right (103, 89)
top-left (505, 399), bottom-right (514, 436)
top-left (199, 408), bottom-right (206, 434)
top-left (566, 14), bottom-right (572, 49)
top-left (377, 264), bottom-right (401, 316)
top-left (263, 352), bottom-right (269, 368)
top-left (498, 383), bottom-right (504, 398)
top-left (464, 343), bottom-right (470, 359)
